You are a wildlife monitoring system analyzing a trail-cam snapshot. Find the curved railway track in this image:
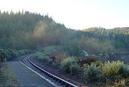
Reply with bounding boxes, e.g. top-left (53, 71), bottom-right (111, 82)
top-left (21, 56), bottom-right (79, 87)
